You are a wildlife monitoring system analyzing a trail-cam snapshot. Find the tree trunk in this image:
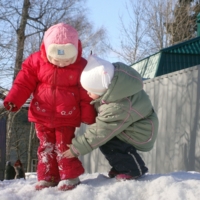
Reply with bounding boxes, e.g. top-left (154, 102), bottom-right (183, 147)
top-left (6, 110), bottom-right (21, 161)
top-left (27, 122), bottom-right (34, 172)
top-left (13, 0), bottom-right (30, 80)
top-left (6, 113), bottom-right (12, 162)
top-left (6, 0), bottom-right (30, 163)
